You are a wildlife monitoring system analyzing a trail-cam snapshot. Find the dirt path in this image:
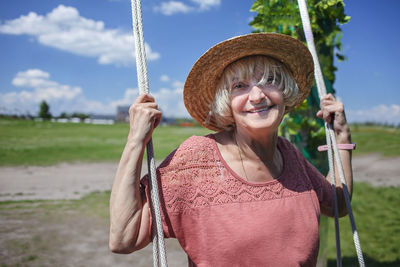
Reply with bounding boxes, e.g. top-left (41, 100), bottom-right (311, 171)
top-left (0, 155), bottom-right (399, 266)
top-left (0, 162), bottom-right (119, 201)
top-left (1, 154), bottom-right (398, 202)
top-left (351, 154), bottom-right (400, 187)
